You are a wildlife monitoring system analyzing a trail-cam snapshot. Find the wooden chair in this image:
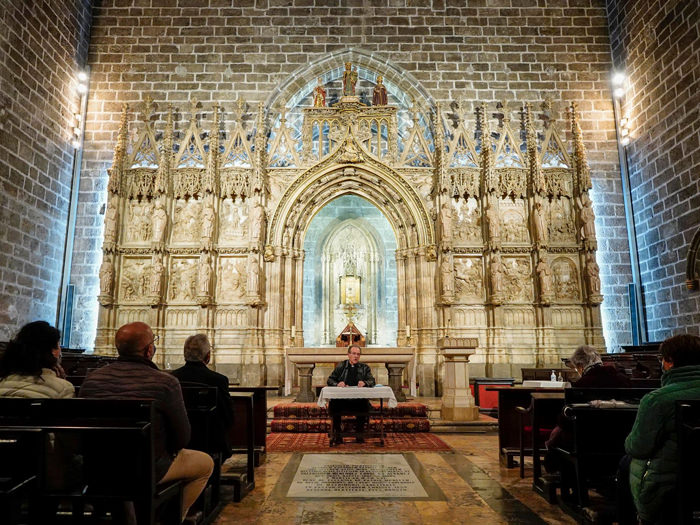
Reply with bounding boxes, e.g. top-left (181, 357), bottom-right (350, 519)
top-left (676, 400), bottom-right (700, 524)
